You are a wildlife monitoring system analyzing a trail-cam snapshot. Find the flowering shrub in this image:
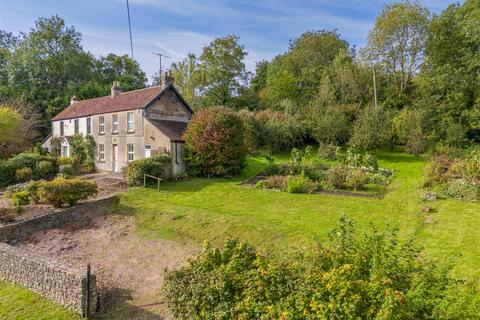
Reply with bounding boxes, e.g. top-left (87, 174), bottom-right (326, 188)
top-left (163, 216), bottom-right (476, 319)
top-left (184, 107), bottom-right (248, 177)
